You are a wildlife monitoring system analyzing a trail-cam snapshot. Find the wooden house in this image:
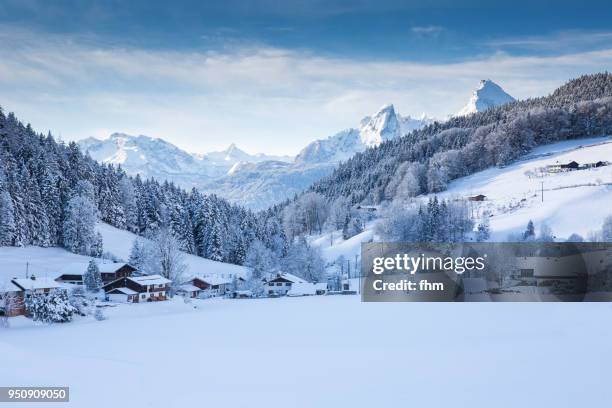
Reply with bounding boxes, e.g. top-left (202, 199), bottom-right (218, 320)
top-left (103, 275), bottom-right (171, 303)
top-left (561, 160), bottom-right (579, 170)
top-left (191, 276), bottom-right (232, 297)
top-left (55, 262), bottom-right (137, 285)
